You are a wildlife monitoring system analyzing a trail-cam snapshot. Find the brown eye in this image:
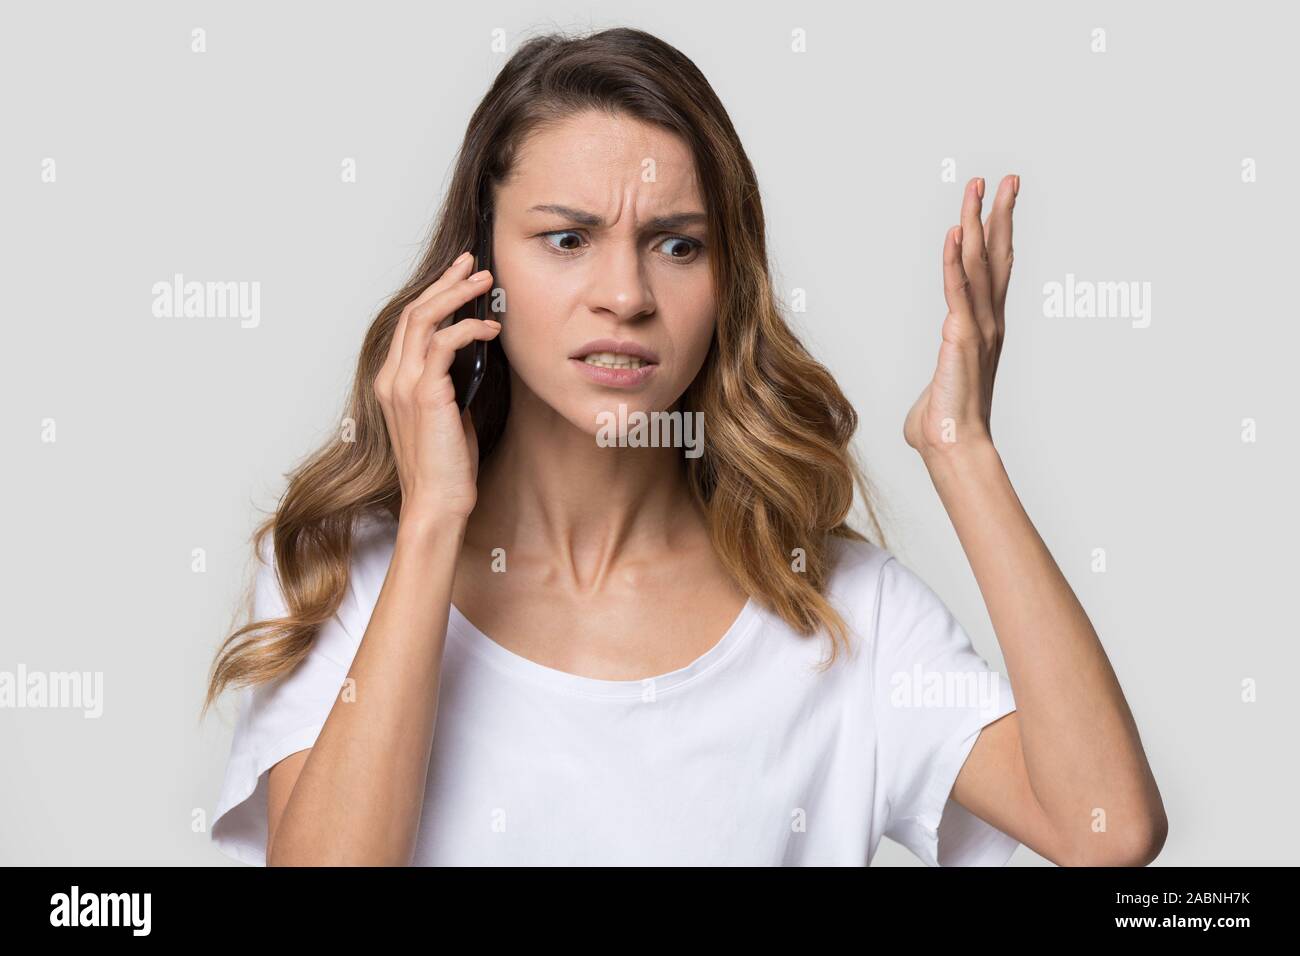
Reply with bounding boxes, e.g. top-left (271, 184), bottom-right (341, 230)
top-left (541, 231), bottom-right (585, 253)
top-left (656, 236), bottom-right (702, 263)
